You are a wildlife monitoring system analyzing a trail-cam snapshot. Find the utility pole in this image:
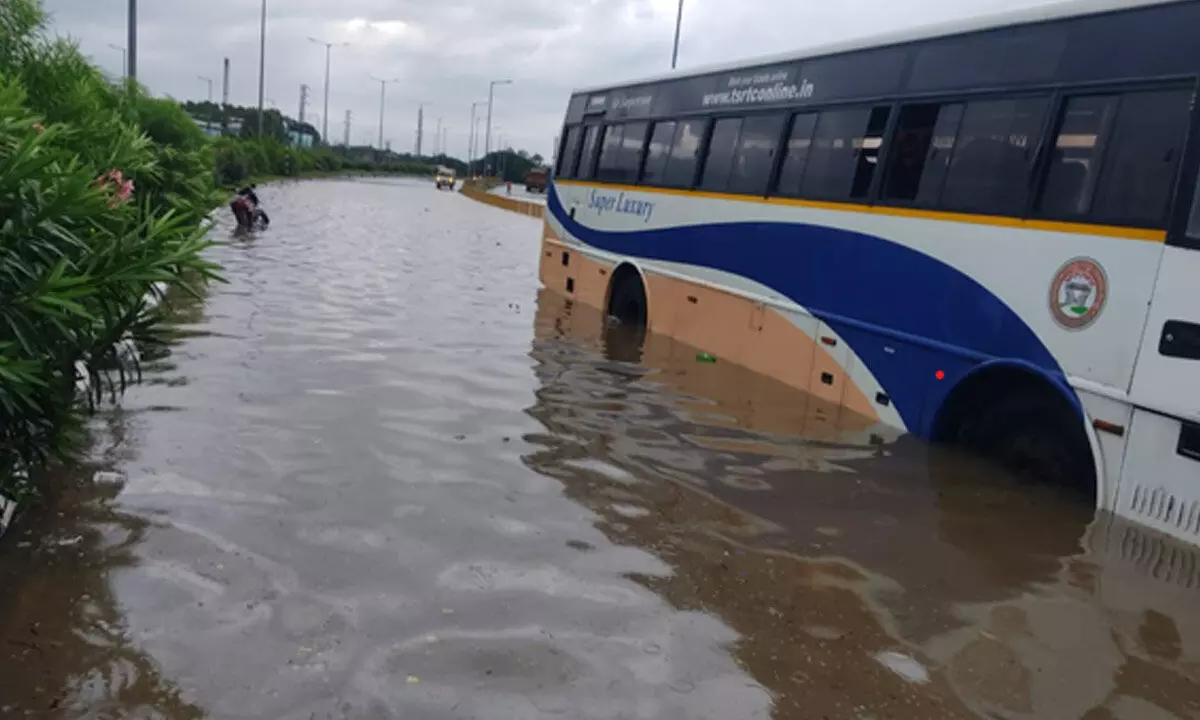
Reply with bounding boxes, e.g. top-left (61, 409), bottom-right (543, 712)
top-left (370, 76), bottom-right (399, 151)
top-left (344, 110), bottom-right (352, 149)
top-left (299, 84), bottom-right (309, 124)
top-left (127, 0), bottom-right (137, 81)
top-left (309, 38), bottom-right (348, 145)
top-left (485, 79), bottom-right (512, 176)
top-left (416, 103), bottom-right (429, 156)
top-left (435, 117), bottom-right (442, 155)
top-left (257, 0), bottom-right (266, 138)
top-left (221, 58), bottom-right (230, 133)
top-left (442, 127), bottom-right (448, 159)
